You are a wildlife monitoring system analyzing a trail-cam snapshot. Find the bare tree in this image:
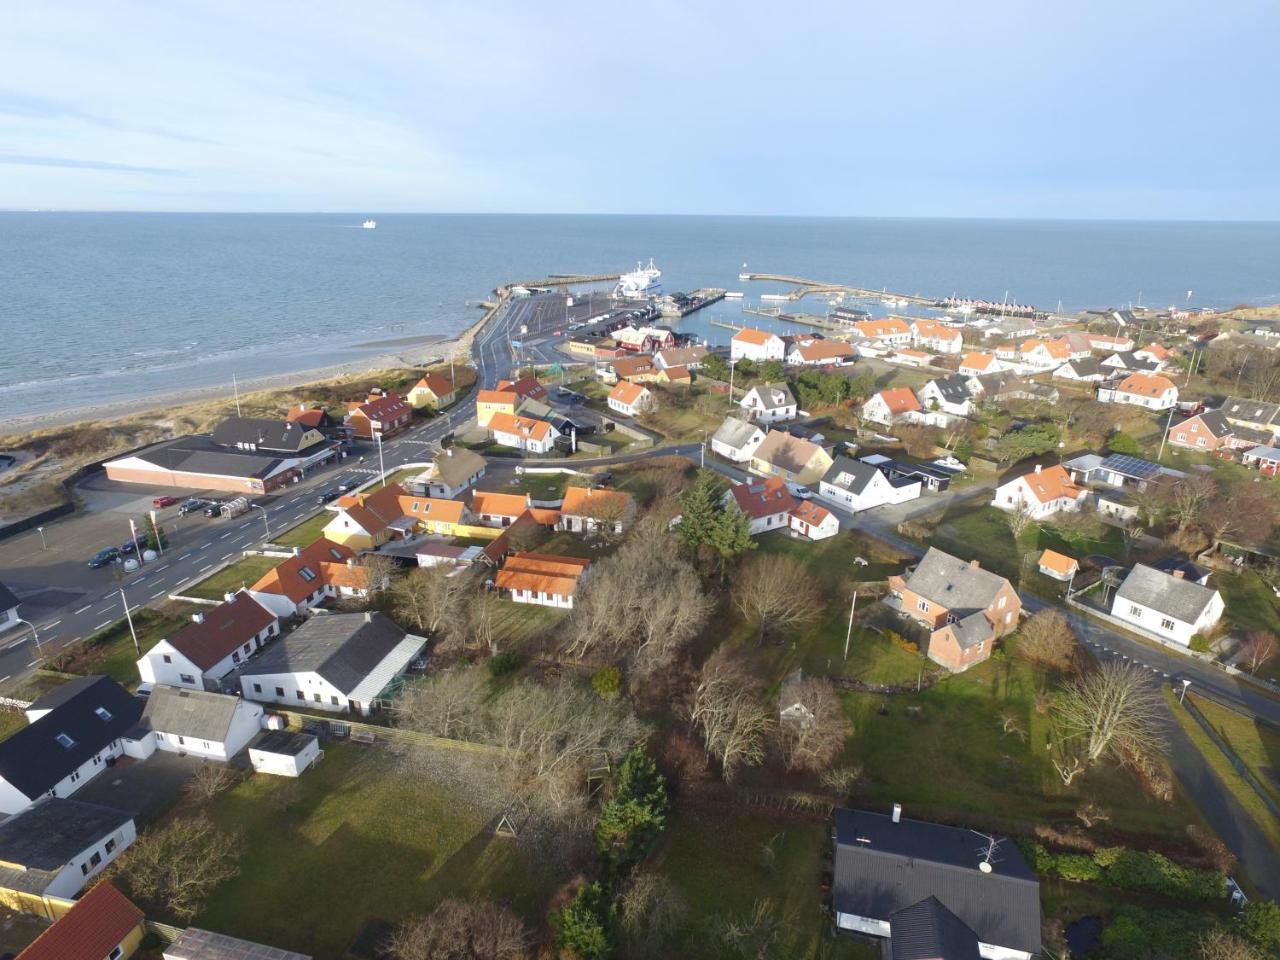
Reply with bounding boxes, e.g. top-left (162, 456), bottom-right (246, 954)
top-left (1004, 502), bottom-right (1037, 541)
top-left (617, 871), bottom-right (688, 960)
top-left (1197, 929), bottom-right (1262, 960)
top-left (1050, 662), bottom-right (1166, 784)
top-left (183, 764), bottom-right (236, 802)
top-left (467, 590), bottom-right (503, 654)
top-left (108, 814), bottom-right (241, 920)
top-left (689, 648), bottom-right (772, 783)
top-left (1016, 609), bottom-right (1078, 672)
top-left (389, 564), bottom-right (472, 638)
top-left (388, 899), bottom-right (529, 960)
top-left (358, 552), bottom-right (398, 595)
top-left (732, 554), bottom-right (820, 643)
top-left (1167, 474), bottom-right (1215, 531)
top-left (775, 678), bottom-right (849, 772)
top-left (1241, 630), bottom-right (1278, 675)
top-left (1203, 483), bottom-right (1278, 552)
top-left (395, 668), bottom-right (488, 741)
top-left (568, 519), bottom-right (711, 675)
